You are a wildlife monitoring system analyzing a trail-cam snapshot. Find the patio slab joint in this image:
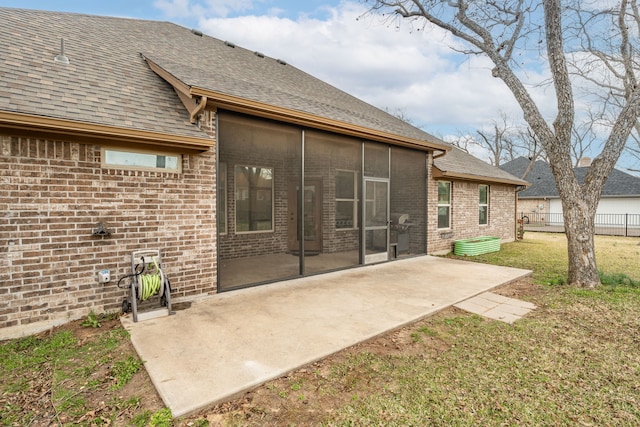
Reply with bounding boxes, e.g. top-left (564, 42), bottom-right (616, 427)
top-left (454, 291), bottom-right (536, 324)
